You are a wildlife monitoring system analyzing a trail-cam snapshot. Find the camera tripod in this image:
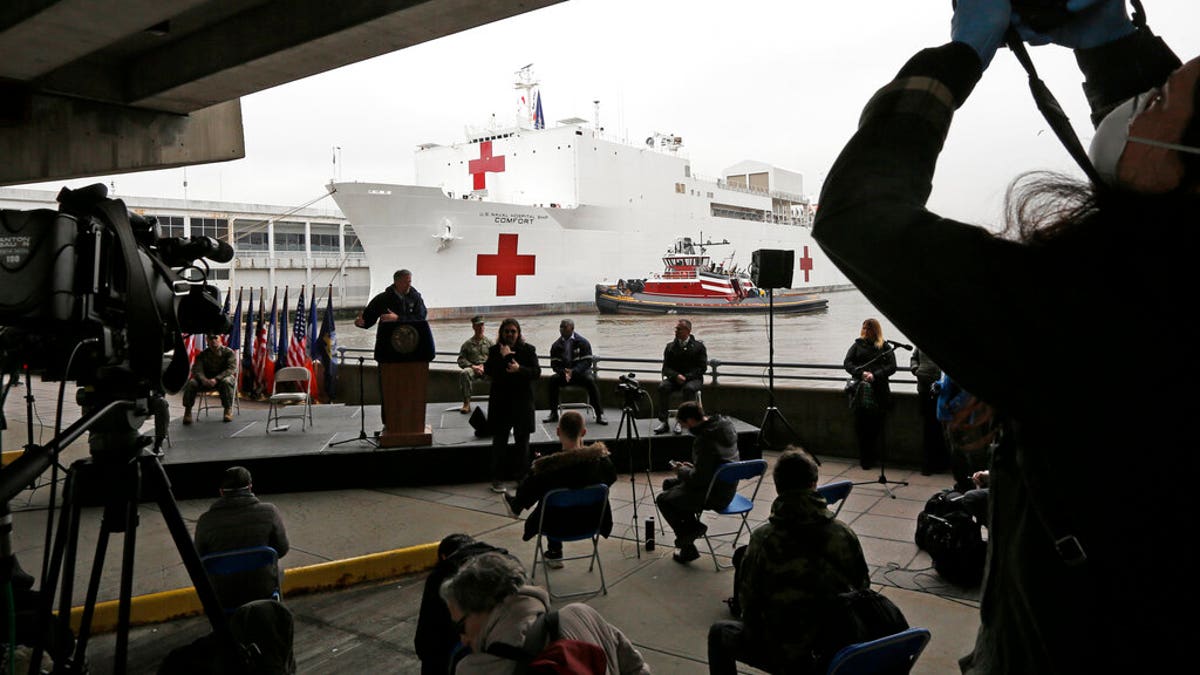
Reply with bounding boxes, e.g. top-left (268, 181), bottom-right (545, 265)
top-left (614, 389), bottom-right (663, 557)
top-left (11, 397), bottom-right (239, 674)
top-left (850, 341), bottom-right (910, 499)
top-left (756, 288), bottom-right (809, 458)
top-left (329, 353), bottom-right (378, 448)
